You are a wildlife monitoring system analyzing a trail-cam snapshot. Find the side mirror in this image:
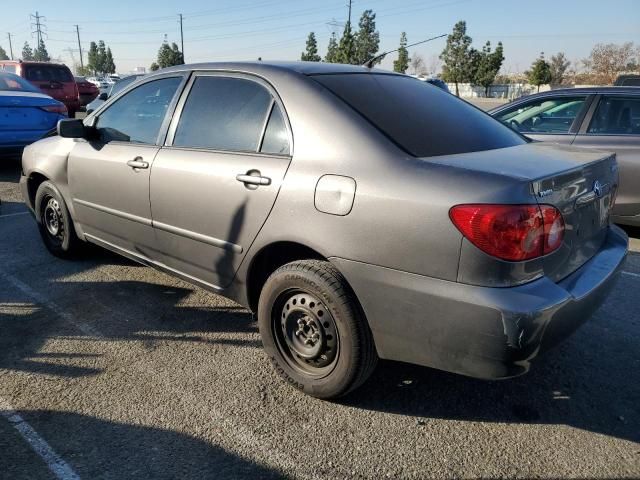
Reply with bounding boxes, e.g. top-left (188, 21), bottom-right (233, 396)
top-left (57, 118), bottom-right (86, 139)
top-left (98, 92), bottom-right (108, 101)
